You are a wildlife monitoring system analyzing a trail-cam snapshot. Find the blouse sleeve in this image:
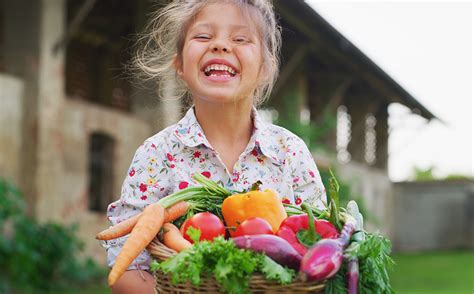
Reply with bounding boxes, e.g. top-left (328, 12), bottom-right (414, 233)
top-left (105, 139), bottom-right (172, 271)
top-left (287, 138), bottom-right (327, 209)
